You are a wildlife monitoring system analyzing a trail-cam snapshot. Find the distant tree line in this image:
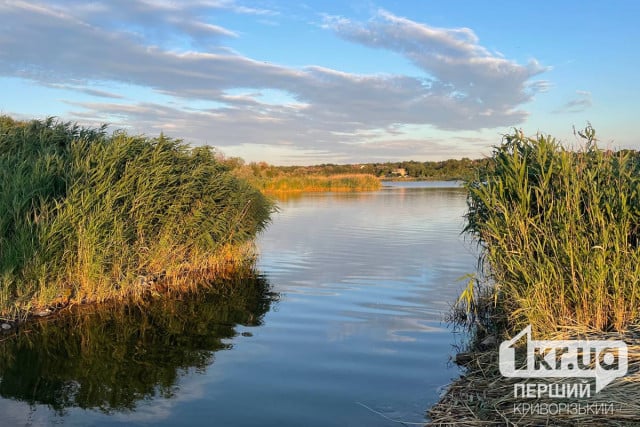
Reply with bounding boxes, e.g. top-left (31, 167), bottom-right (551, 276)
top-left (222, 157), bottom-right (491, 182)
